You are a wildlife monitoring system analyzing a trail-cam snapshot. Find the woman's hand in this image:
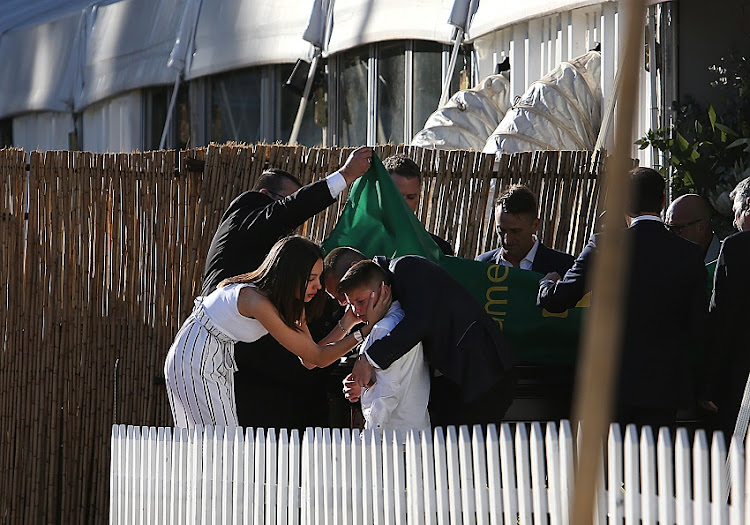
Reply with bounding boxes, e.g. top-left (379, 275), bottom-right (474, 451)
top-left (362, 282), bottom-right (392, 336)
top-left (340, 304), bottom-right (359, 333)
